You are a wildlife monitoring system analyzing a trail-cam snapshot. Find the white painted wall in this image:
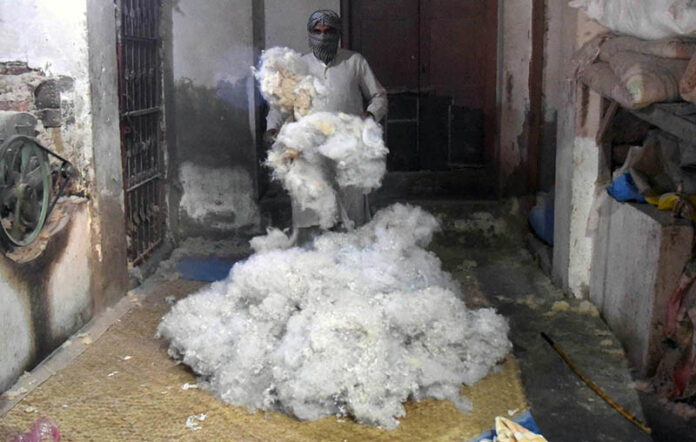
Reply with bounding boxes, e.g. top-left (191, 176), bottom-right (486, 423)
top-left (0, 0), bottom-right (89, 76)
top-left (0, 278), bottom-right (33, 391)
top-left (567, 136), bottom-right (599, 296)
top-left (0, 0), bottom-right (93, 170)
top-left (178, 162), bottom-right (259, 229)
top-left (173, 0), bottom-right (254, 88)
top-left (265, 0), bottom-right (340, 54)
